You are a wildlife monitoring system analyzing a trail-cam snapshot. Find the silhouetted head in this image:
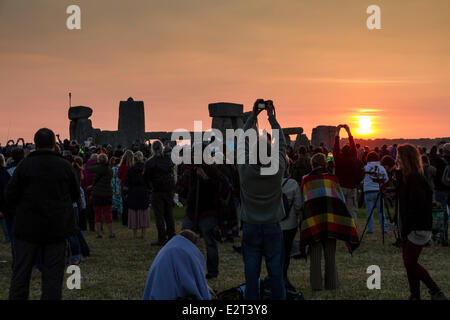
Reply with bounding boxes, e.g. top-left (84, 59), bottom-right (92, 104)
top-left (34, 128), bottom-right (56, 151)
top-left (311, 152), bottom-right (327, 170)
top-left (430, 145), bottom-right (437, 156)
top-left (134, 151), bottom-right (144, 163)
top-left (298, 146), bottom-right (307, 155)
top-left (443, 143), bottom-right (450, 157)
top-left (119, 150), bottom-right (134, 167)
top-left (179, 229), bottom-right (200, 245)
top-left (98, 153), bottom-right (108, 164)
top-left (366, 151), bottom-right (379, 163)
top-left (11, 147), bottom-right (25, 163)
top-left (397, 144), bottom-right (423, 181)
top-left (151, 140), bottom-right (164, 158)
top-left (381, 155), bottom-right (396, 171)
top-left (342, 144), bottom-right (351, 157)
